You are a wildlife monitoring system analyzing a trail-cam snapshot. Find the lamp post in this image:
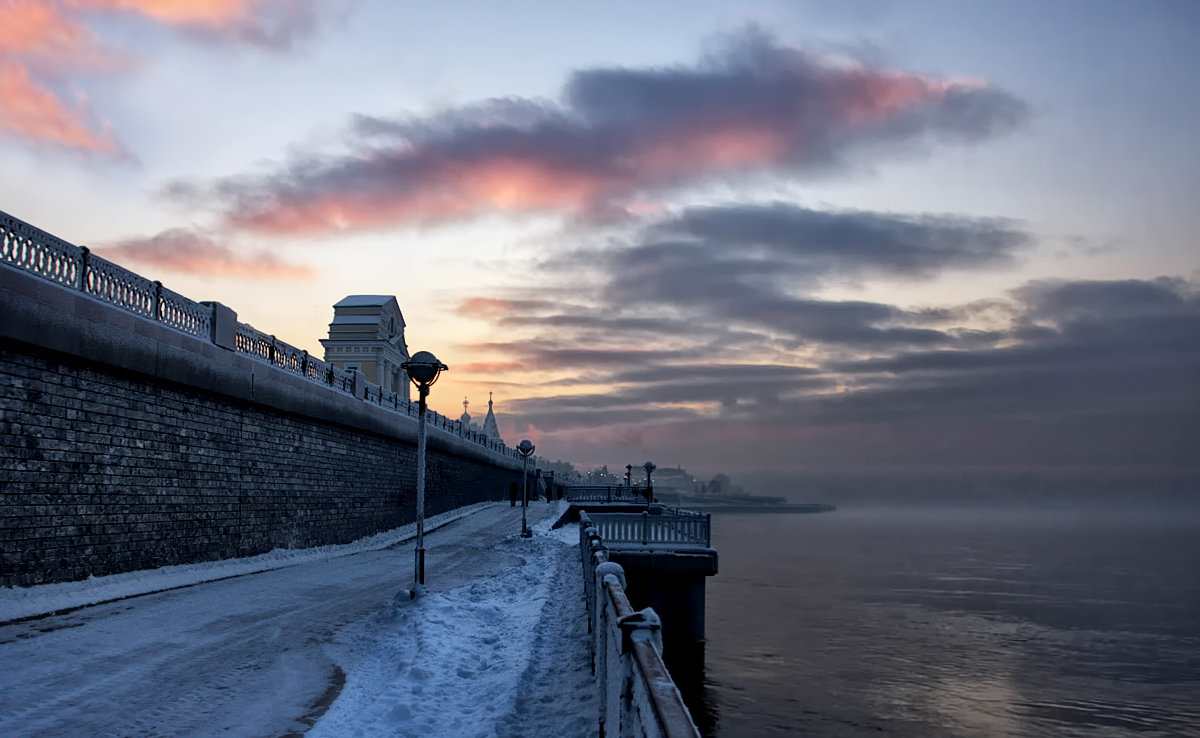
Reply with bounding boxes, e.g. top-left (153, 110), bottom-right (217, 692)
top-left (625, 464), bottom-right (632, 490)
top-left (517, 439), bottom-right (535, 538)
top-left (643, 461), bottom-right (656, 512)
top-left (401, 350), bottom-right (448, 597)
